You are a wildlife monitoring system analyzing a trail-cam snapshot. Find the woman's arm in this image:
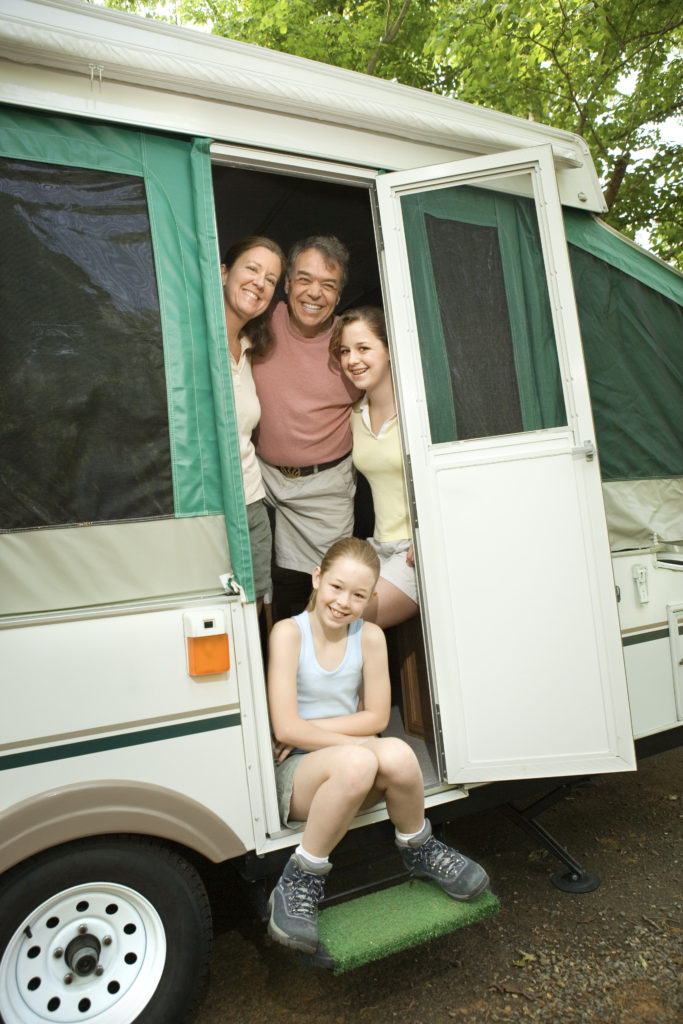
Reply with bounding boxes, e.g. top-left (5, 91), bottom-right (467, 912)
top-left (267, 619), bottom-right (376, 751)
